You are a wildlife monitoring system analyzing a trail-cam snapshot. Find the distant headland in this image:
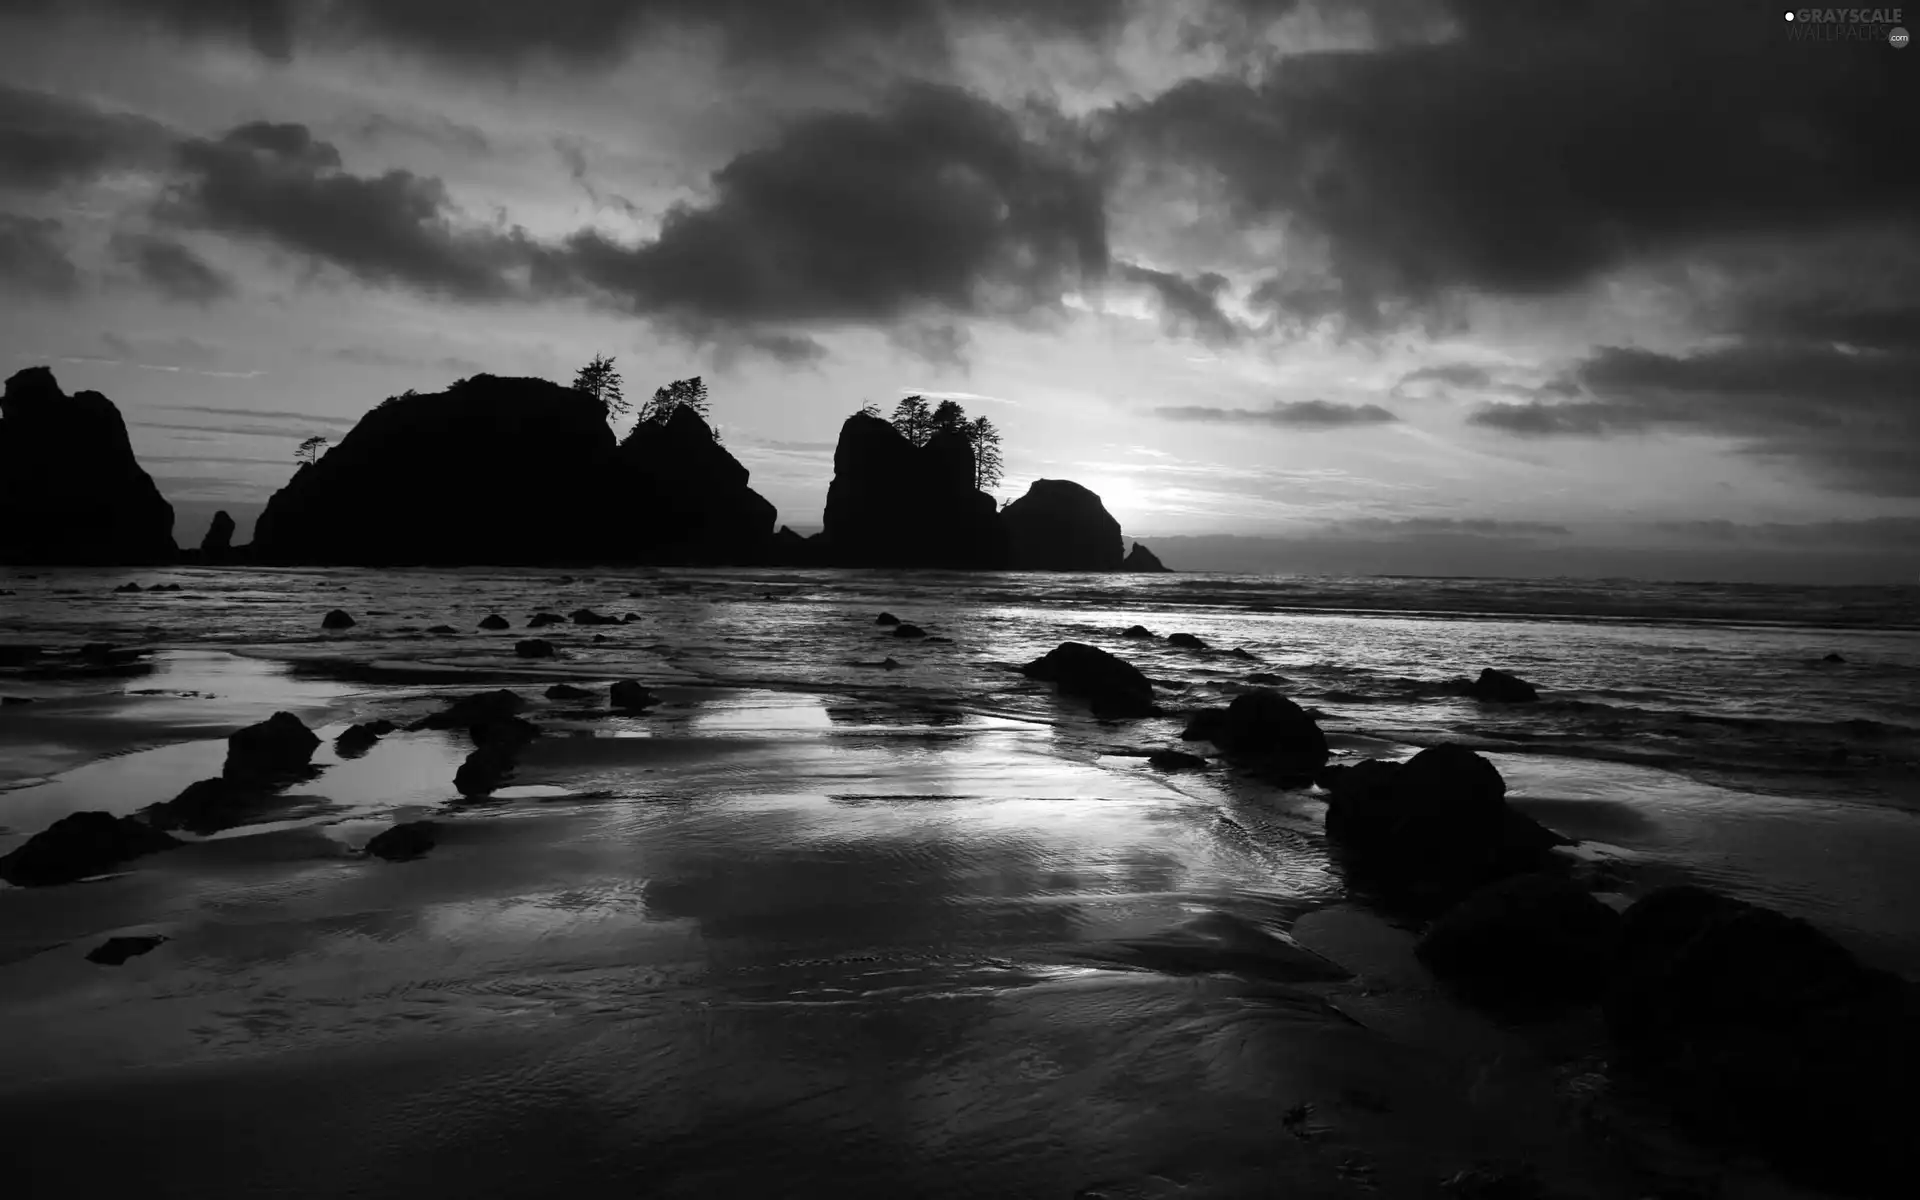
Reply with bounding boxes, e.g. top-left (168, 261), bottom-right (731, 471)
top-left (0, 364), bottom-right (1171, 572)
